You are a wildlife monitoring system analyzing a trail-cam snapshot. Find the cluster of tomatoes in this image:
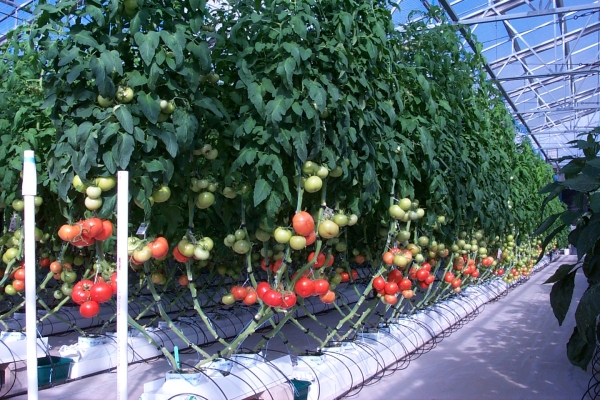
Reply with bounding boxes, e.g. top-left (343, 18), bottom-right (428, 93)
top-left (293, 276), bottom-right (336, 303)
top-left (373, 272), bottom-right (414, 305)
top-left (452, 257), bottom-right (480, 278)
top-left (171, 236), bottom-right (214, 263)
top-left (222, 285), bottom-right (257, 306)
top-left (71, 274), bottom-right (117, 318)
top-left (128, 236), bottom-right (170, 264)
top-left (57, 218), bottom-right (113, 247)
top-left (3, 265), bottom-right (26, 296)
